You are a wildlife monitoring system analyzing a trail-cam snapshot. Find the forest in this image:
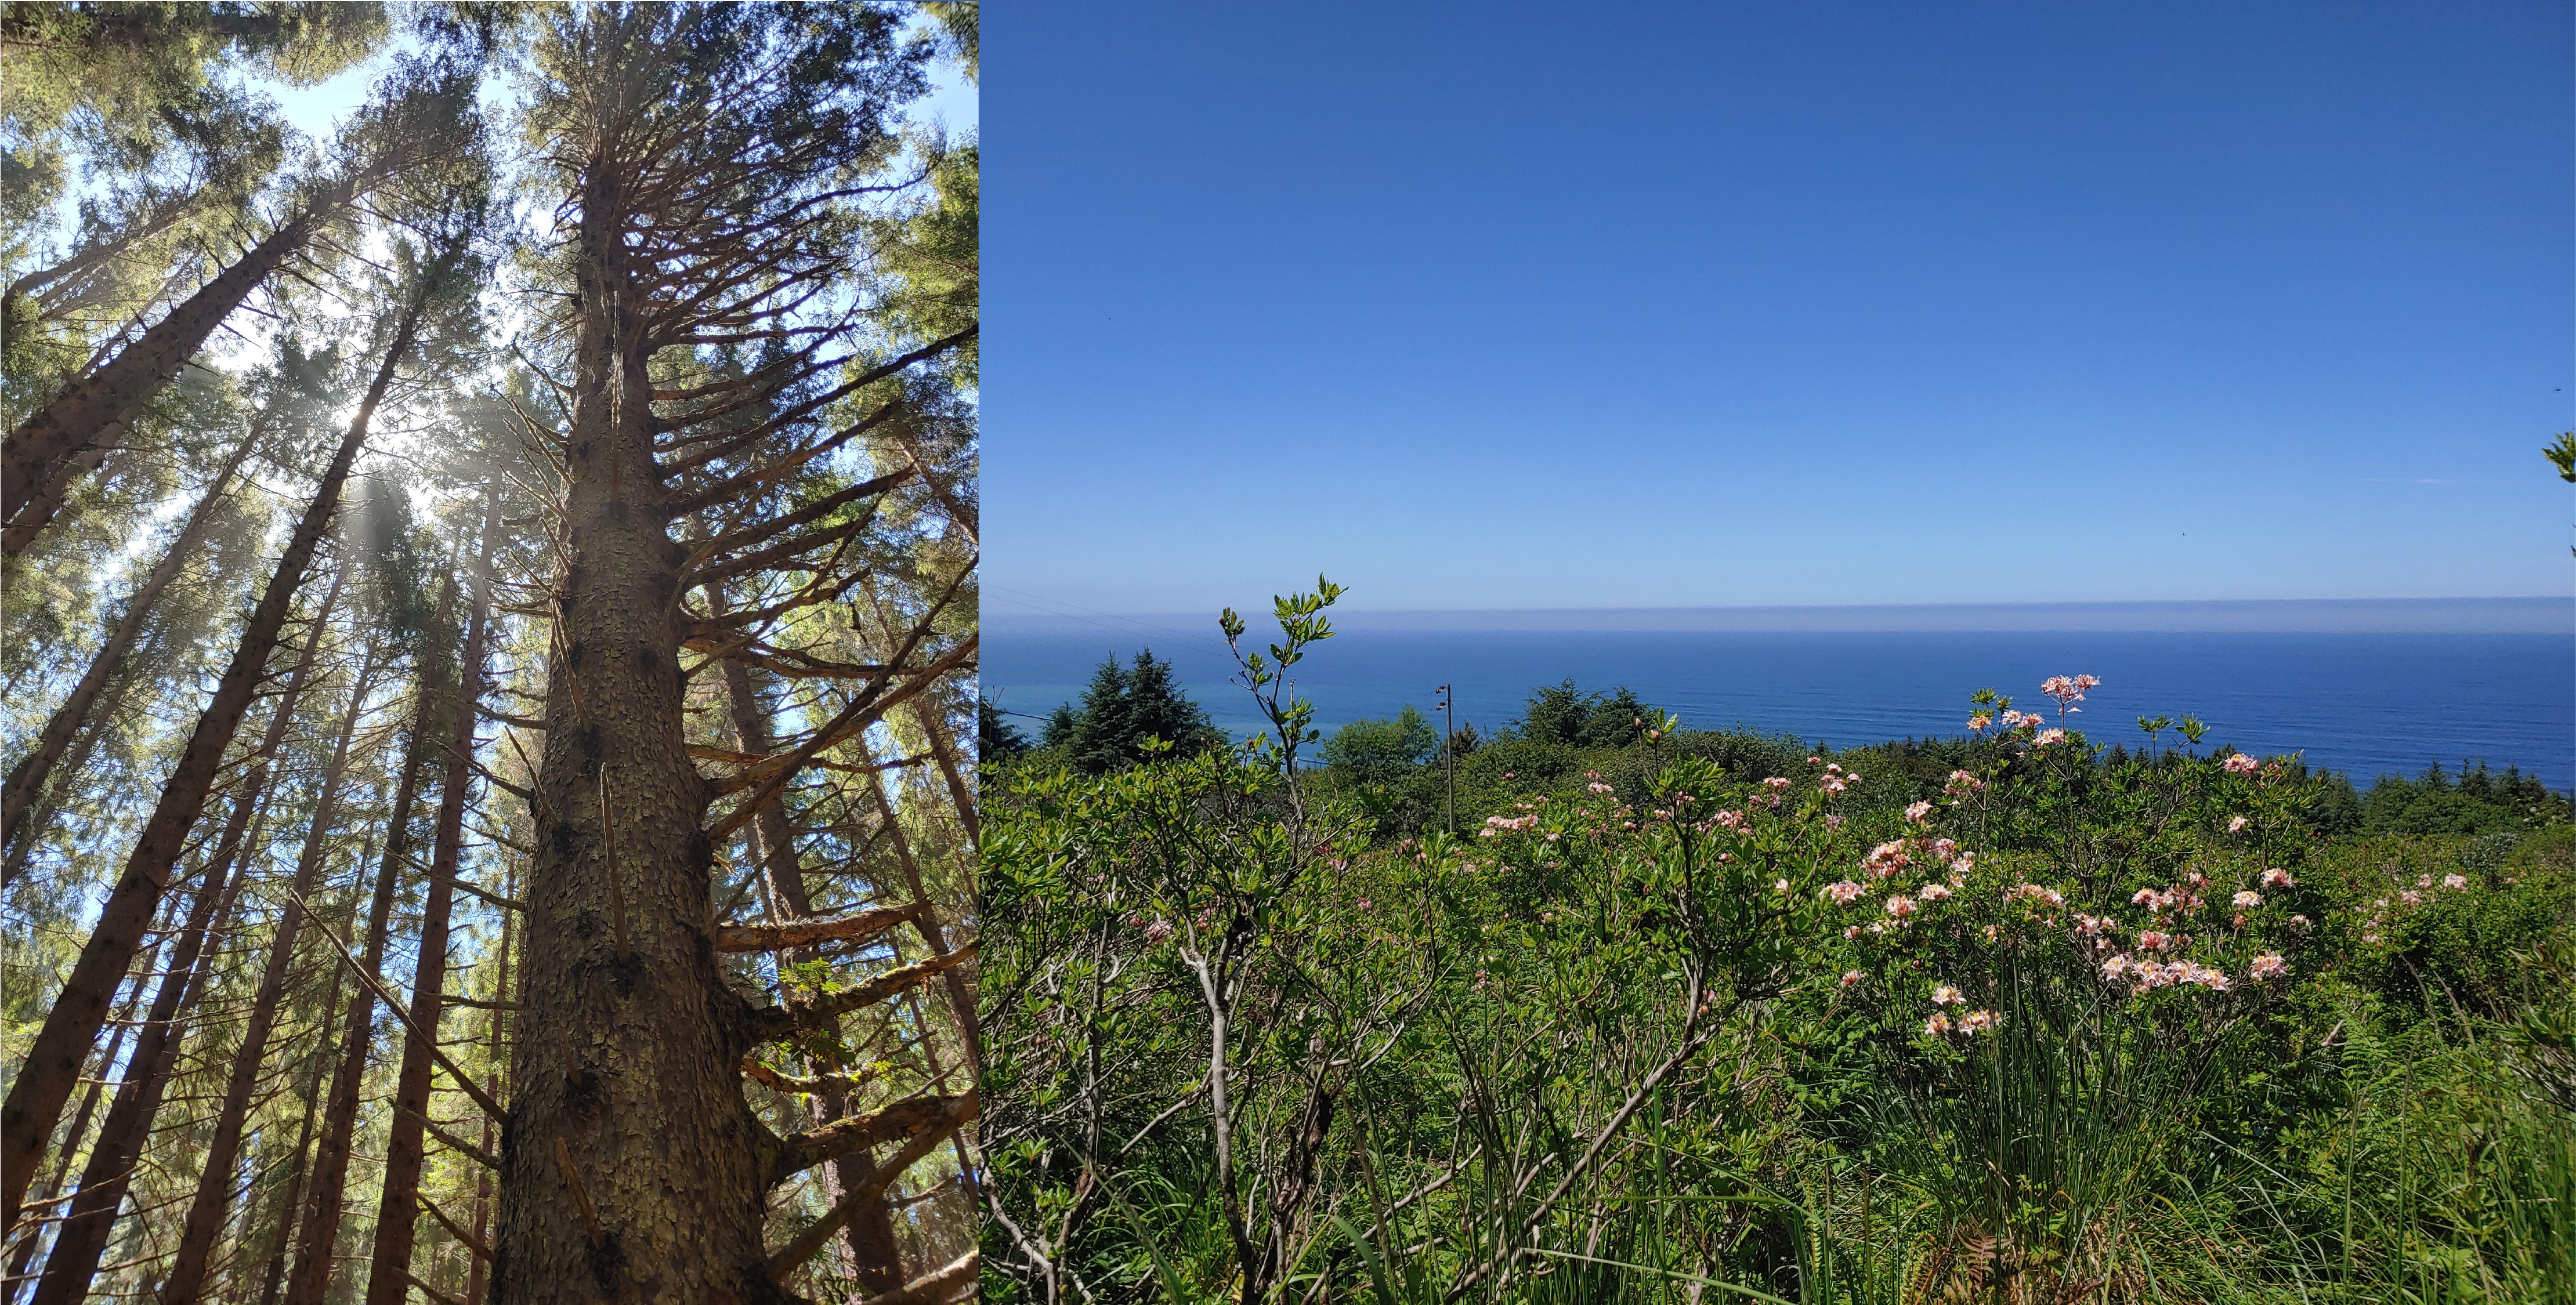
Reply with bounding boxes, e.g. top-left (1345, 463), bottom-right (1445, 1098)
top-left (4, 5), bottom-right (979, 1304)
top-left (982, 585), bottom-right (2576, 1303)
